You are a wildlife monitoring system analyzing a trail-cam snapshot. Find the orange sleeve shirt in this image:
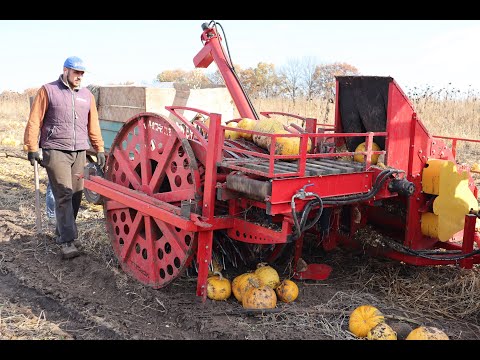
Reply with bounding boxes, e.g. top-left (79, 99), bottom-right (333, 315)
top-left (23, 86), bottom-right (105, 153)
